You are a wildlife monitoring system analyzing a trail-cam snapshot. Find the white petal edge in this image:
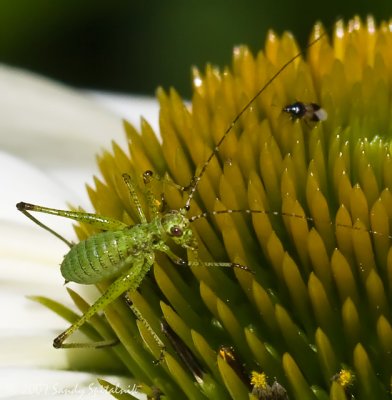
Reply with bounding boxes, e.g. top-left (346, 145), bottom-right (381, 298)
top-left (0, 64), bottom-right (160, 396)
top-left (0, 368), bottom-right (146, 399)
top-left (0, 63), bottom-right (158, 197)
